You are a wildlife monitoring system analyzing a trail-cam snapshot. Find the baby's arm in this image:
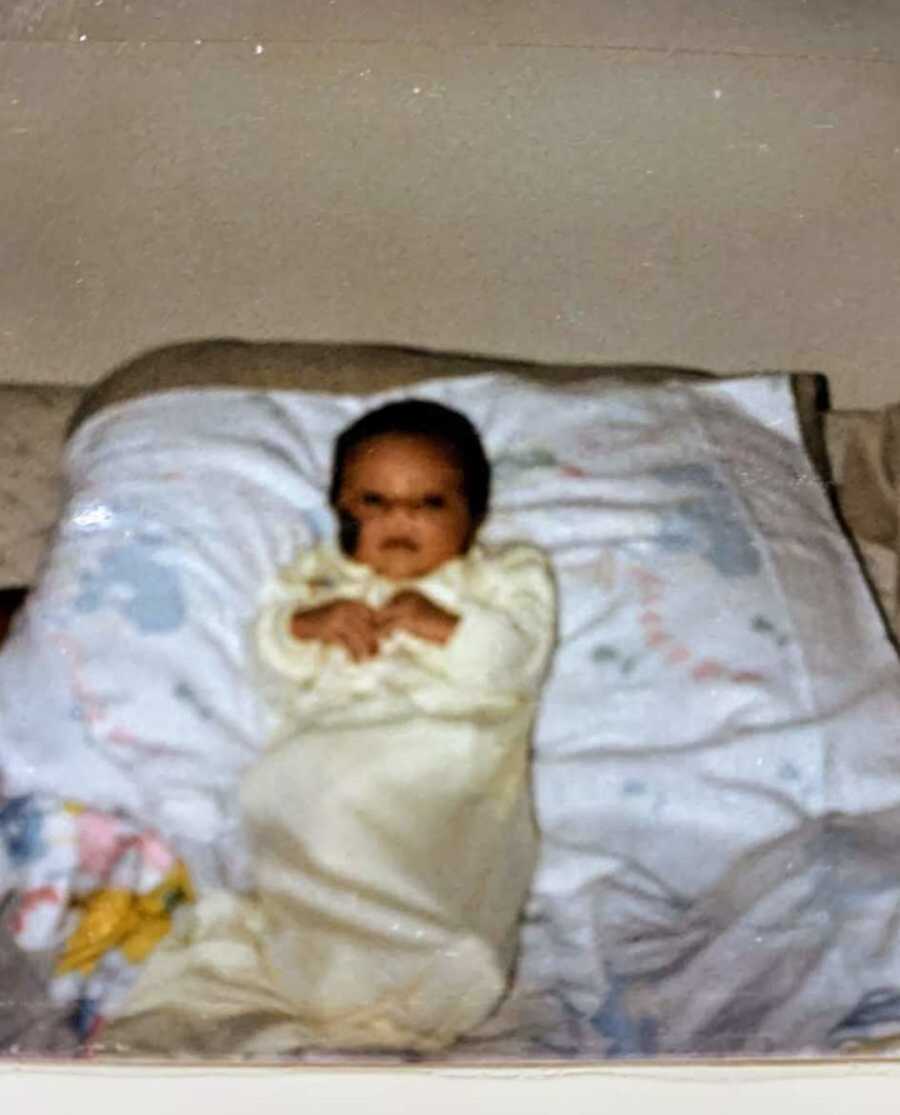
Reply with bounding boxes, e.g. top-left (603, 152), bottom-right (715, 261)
top-left (257, 594), bottom-right (380, 680)
top-left (291, 599), bottom-right (379, 662)
top-left (401, 545), bottom-right (557, 712)
top-left (256, 546), bottom-right (379, 680)
top-left (445, 550), bottom-right (555, 689)
top-left (377, 591), bottom-right (459, 645)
